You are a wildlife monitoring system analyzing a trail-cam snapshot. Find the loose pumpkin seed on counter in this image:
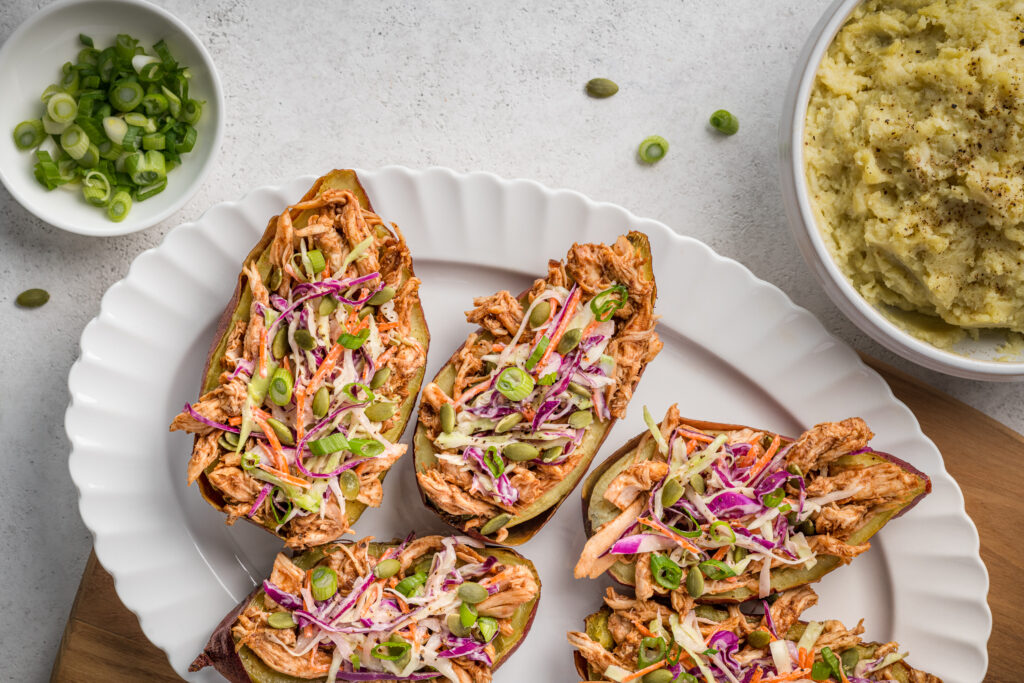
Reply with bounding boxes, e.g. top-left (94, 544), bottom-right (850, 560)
top-left (15, 288), bottom-right (50, 308)
top-left (585, 77), bottom-right (619, 98)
